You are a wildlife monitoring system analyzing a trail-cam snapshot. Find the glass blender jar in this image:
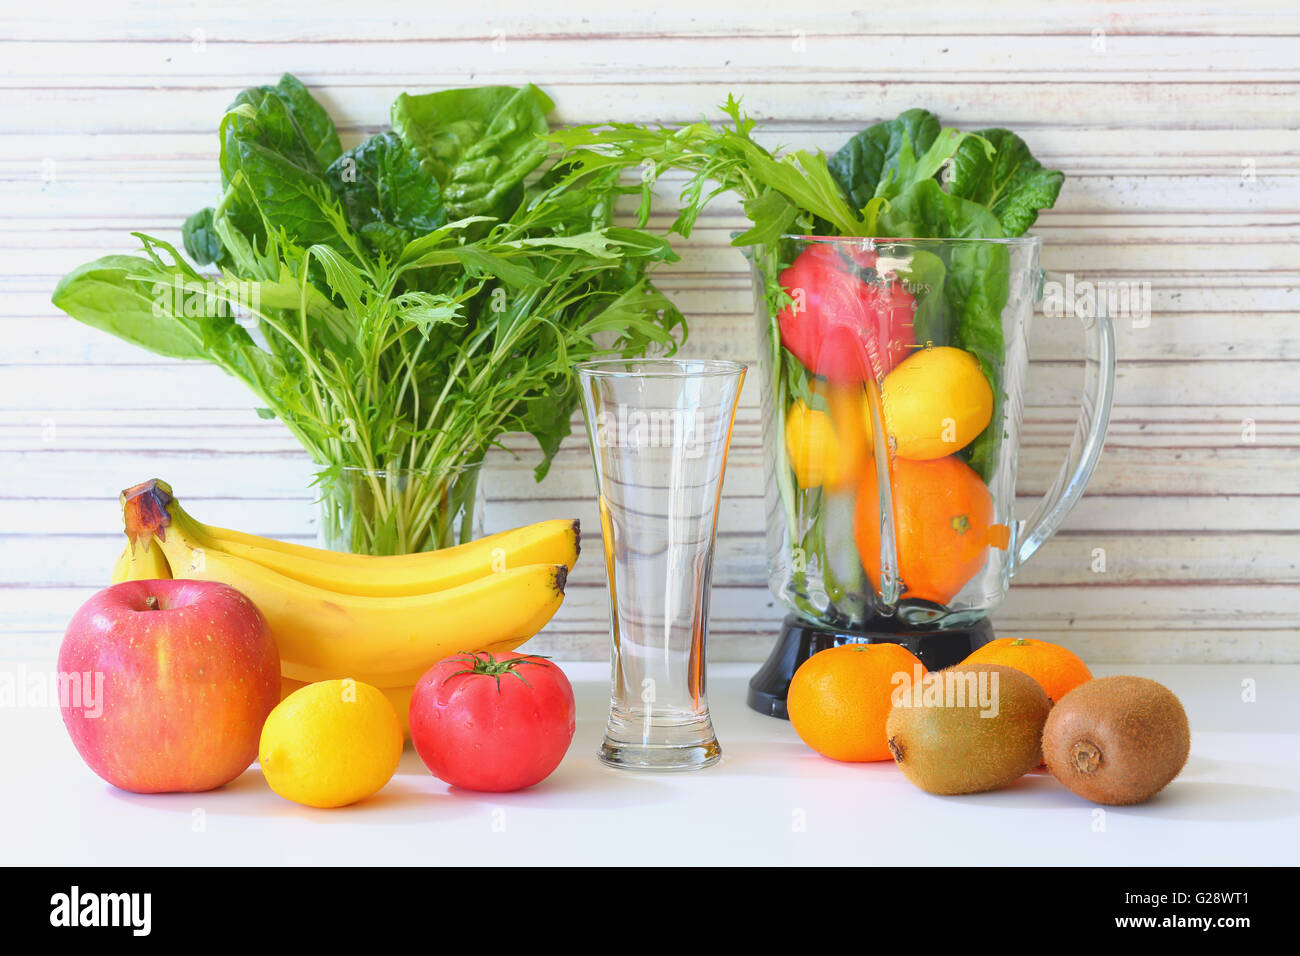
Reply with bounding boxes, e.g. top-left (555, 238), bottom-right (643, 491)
top-left (745, 235), bottom-right (1115, 716)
